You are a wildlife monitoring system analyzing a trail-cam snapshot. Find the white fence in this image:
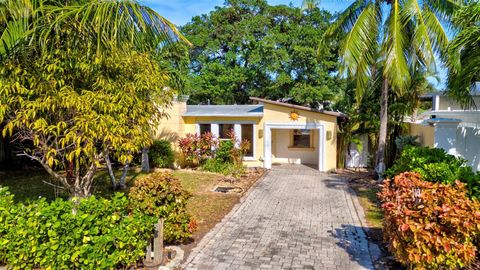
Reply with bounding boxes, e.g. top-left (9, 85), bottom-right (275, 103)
top-left (346, 134), bottom-right (369, 168)
top-left (456, 124), bottom-right (480, 172)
